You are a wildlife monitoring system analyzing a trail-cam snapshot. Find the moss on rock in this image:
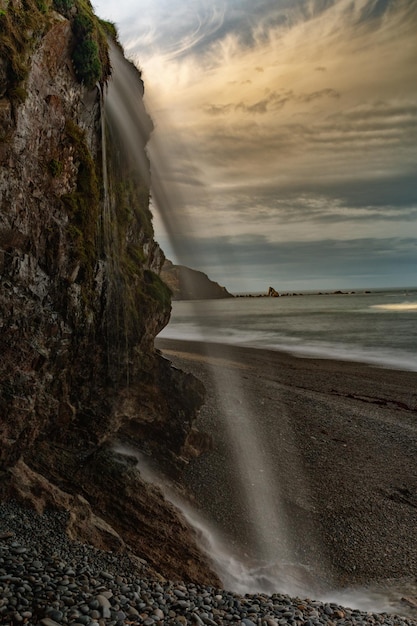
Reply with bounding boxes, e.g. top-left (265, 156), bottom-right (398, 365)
top-left (62, 118), bottom-right (99, 282)
top-left (0, 0), bottom-right (49, 101)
